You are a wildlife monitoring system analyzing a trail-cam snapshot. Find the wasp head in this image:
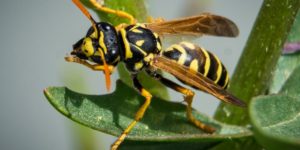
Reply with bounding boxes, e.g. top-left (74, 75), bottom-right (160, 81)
top-left (70, 22), bottom-right (120, 66)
